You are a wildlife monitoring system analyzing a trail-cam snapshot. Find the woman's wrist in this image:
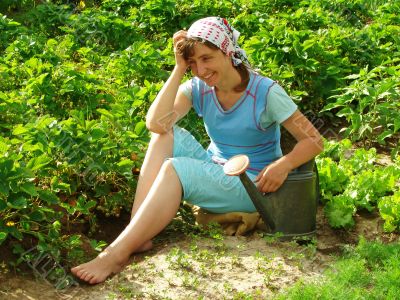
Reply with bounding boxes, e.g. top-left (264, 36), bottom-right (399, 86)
top-left (173, 65), bottom-right (187, 77)
top-left (276, 156), bottom-right (295, 173)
